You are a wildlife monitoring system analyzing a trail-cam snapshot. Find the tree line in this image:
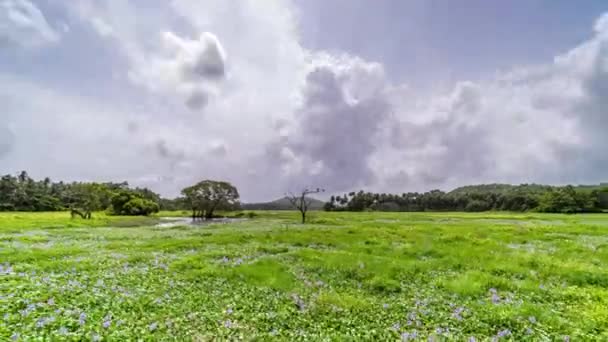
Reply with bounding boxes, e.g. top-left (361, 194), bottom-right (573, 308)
top-left (0, 171), bottom-right (161, 217)
top-left (324, 184), bottom-right (608, 213)
top-left (0, 171), bottom-right (241, 219)
top-left (2, 171), bottom-right (607, 216)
